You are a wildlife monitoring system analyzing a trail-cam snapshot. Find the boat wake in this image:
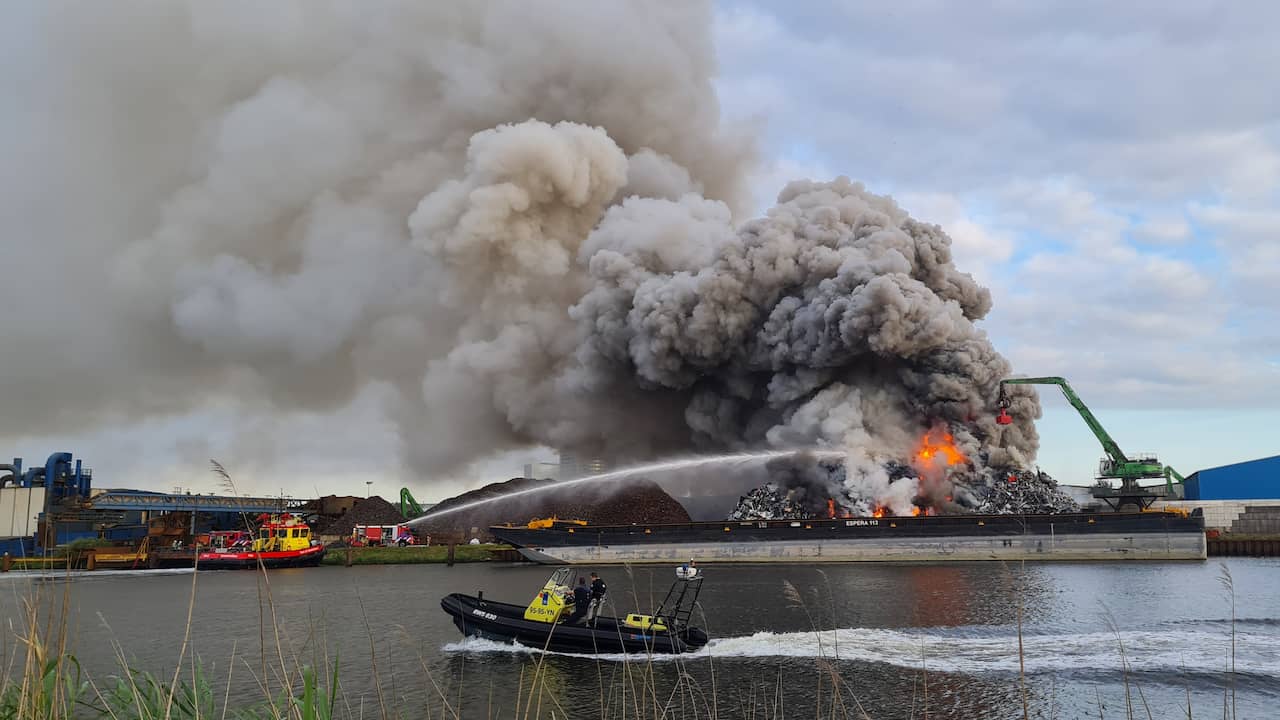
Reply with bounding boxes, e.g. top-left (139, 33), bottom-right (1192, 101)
top-left (445, 625), bottom-right (1280, 679)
